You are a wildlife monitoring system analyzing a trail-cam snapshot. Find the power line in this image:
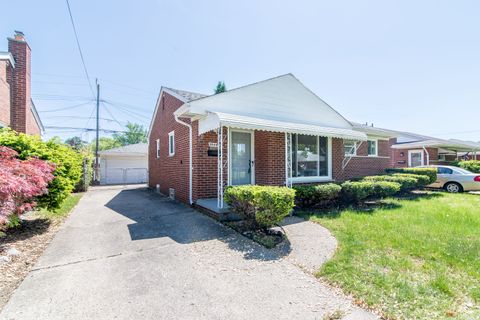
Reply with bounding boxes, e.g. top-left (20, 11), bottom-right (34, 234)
top-left (101, 101), bottom-right (124, 127)
top-left (65, 0), bottom-right (95, 98)
top-left (38, 101), bottom-right (93, 113)
top-left (44, 126), bottom-right (128, 133)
